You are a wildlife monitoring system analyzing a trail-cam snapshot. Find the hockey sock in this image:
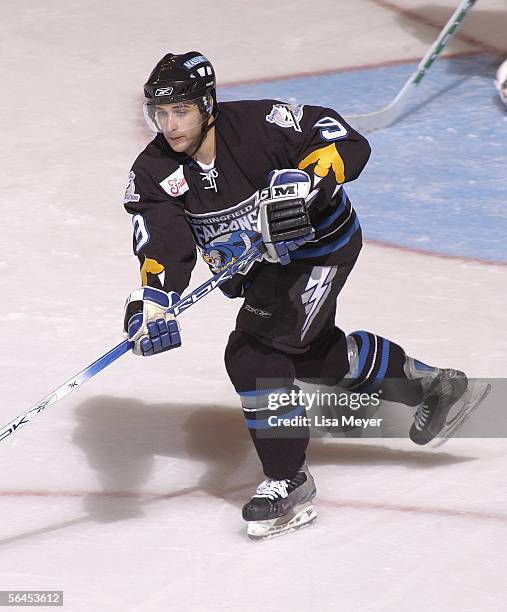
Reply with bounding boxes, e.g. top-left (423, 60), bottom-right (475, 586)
top-left (225, 331), bottom-right (309, 479)
top-left (344, 330), bottom-right (425, 406)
